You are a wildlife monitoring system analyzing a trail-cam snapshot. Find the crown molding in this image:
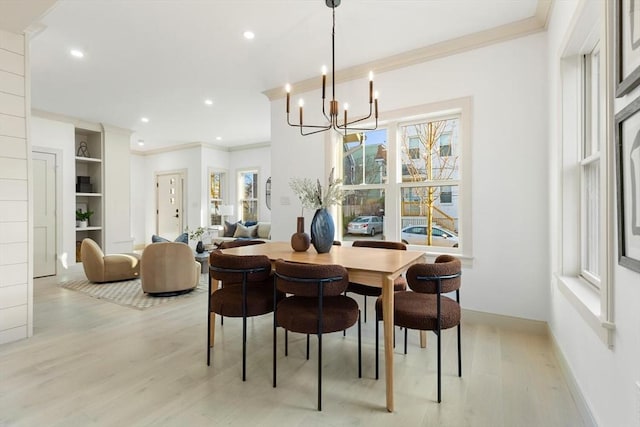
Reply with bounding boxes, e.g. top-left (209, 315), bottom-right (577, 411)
top-left (263, 4), bottom-right (551, 101)
top-left (32, 109), bottom-right (101, 132)
top-left (132, 140), bottom-right (271, 156)
top-left (227, 141), bottom-right (271, 152)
